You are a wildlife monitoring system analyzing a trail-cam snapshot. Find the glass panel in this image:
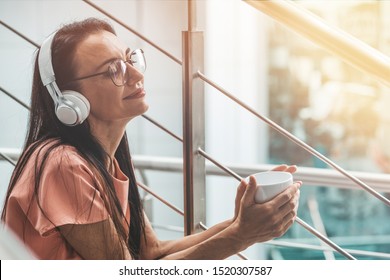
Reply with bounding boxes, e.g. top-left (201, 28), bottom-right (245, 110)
top-left (267, 0), bottom-right (390, 259)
